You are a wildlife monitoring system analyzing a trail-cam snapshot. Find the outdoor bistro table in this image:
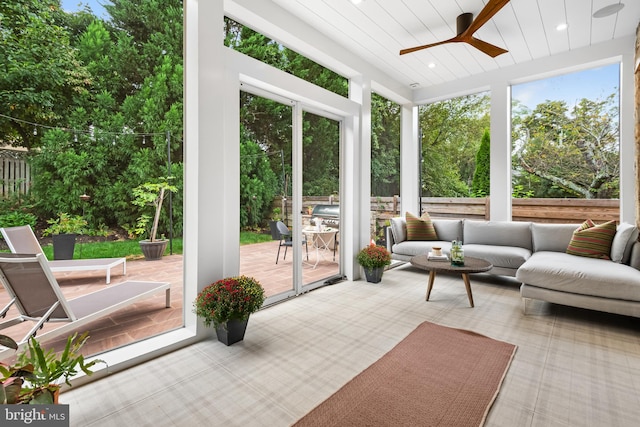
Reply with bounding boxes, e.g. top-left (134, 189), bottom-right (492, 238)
top-left (410, 255), bottom-right (493, 307)
top-left (302, 227), bottom-right (338, 268)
